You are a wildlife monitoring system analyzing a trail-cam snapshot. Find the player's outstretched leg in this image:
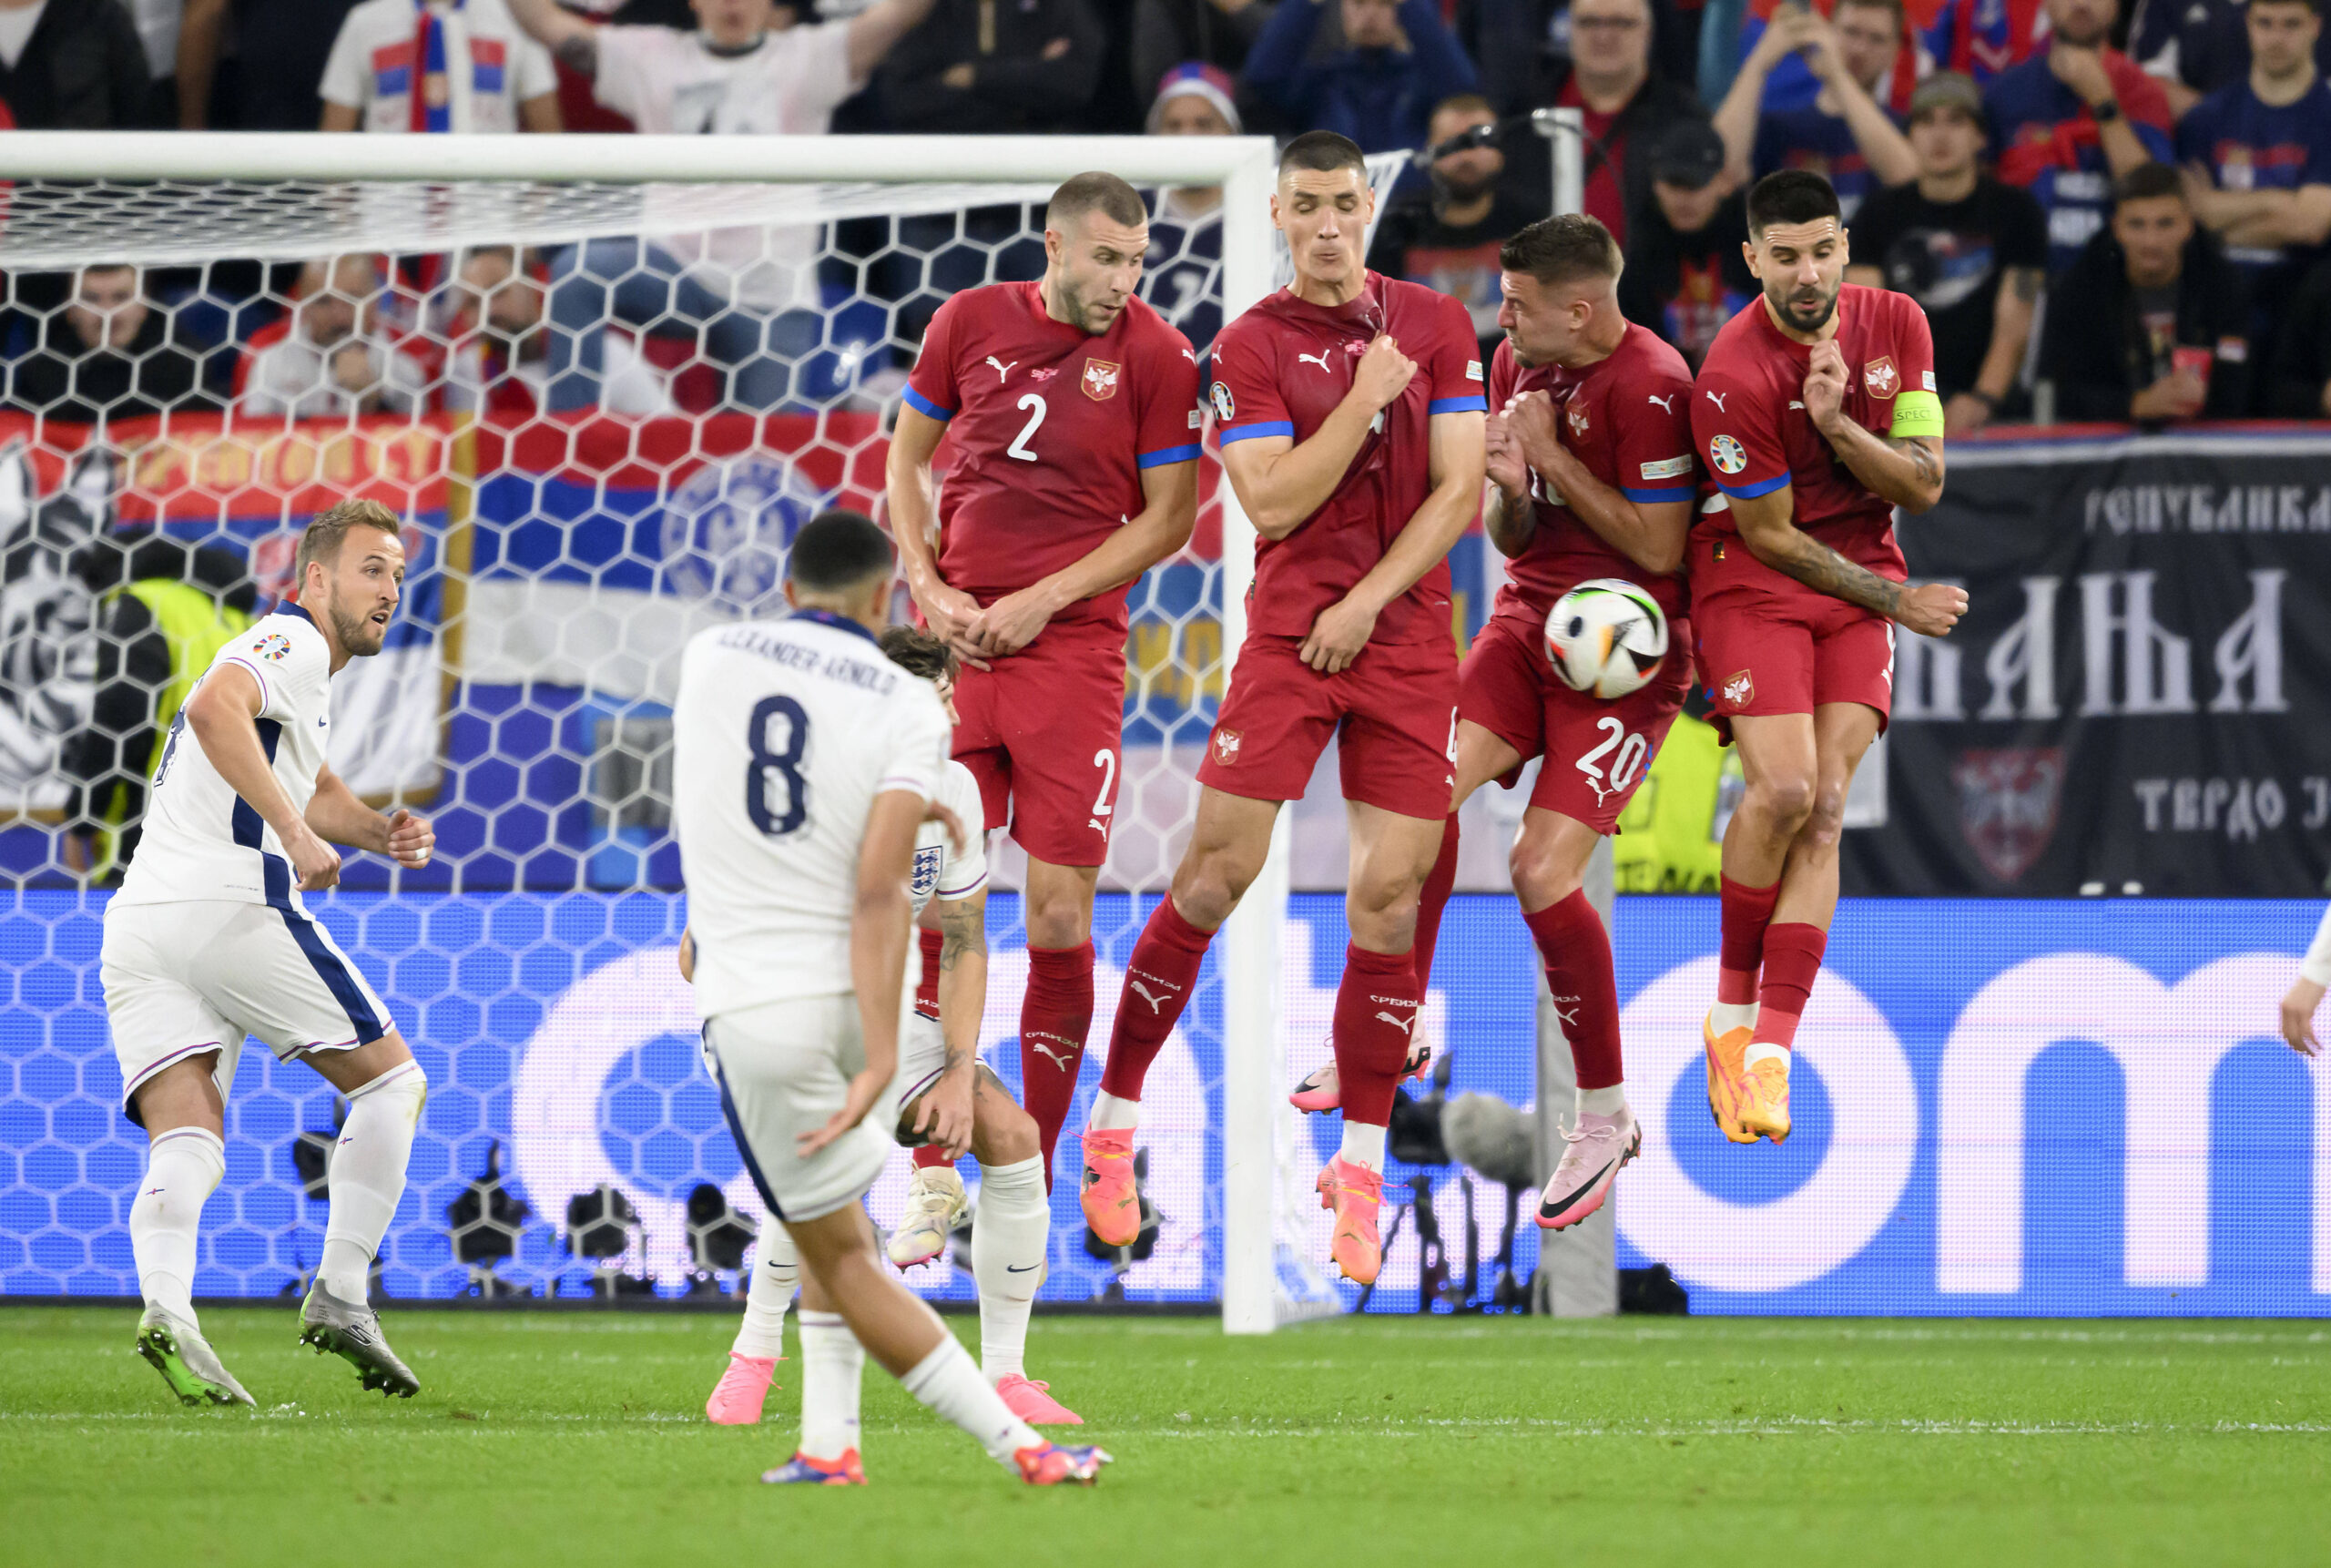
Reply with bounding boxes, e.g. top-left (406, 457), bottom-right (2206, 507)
top-left (300, 1051), bottom-right (425, 1397)
top-left (1017, 860), bottom-right (1101, 1186)
top-left (969, 1077), bottom-right (1078, 1425)
top-left (783, 1203), bottom-right (1109, 1486)
top-left (1508, 810), bottom-right (1641, 1229)
top-left (1080, 790), bottom-right (1274, 1246)
top-left (127, 1097), bottom-right (252, 1408)
top-left (710, 1224), bottom-right (797, 1424)
top-left (887, 1149), bottom-right (968, 1271)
